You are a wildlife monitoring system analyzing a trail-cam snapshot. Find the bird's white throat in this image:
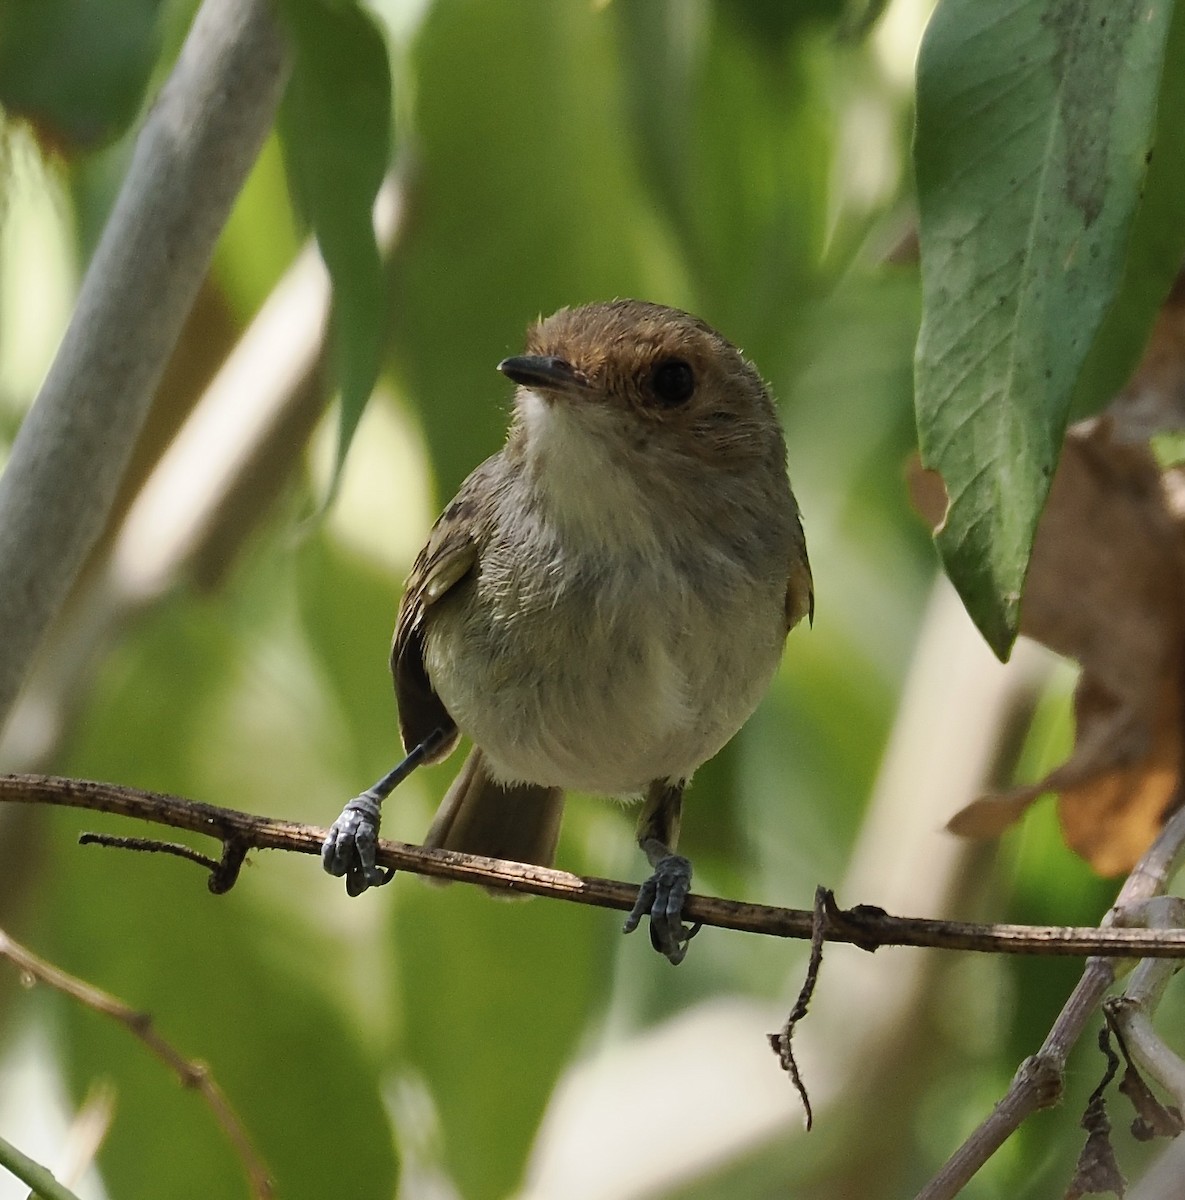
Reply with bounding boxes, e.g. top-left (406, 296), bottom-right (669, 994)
top-left (516, 388), bottom-right (663, 554)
